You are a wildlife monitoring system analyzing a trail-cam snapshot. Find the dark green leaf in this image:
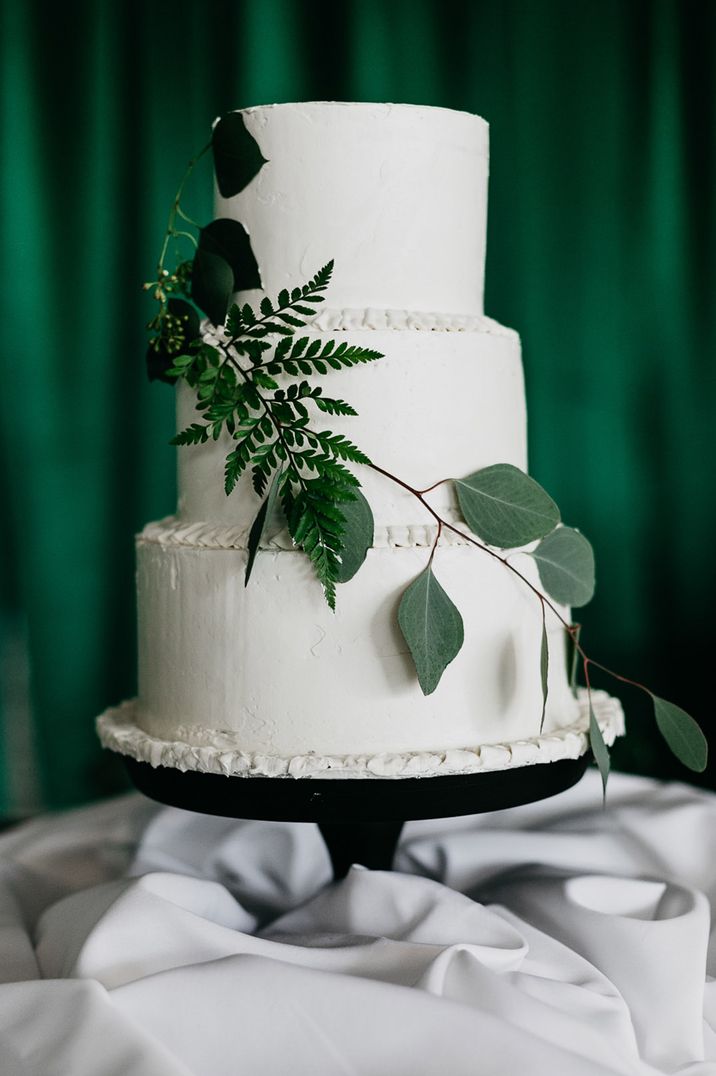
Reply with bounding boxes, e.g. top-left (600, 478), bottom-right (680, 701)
top-left (212, 112), bottom-right (267, 198)
top-left (454, 464), bottom-right (560, 548)
top-left (589, 698), bottom-right (610, 800)
top-left (567, 624), bottom-right (581, 699)
top-left (530, 527), bottom-right (595, 607)
top-left (245, 469), bottom-right (283, 586)
top-left (316, 432), bottom-right (371, 465)
top-left (197, 218), bottom-right (261, 295)
top-left (540, 605), bottom-right (549, 732)
top-left (315, 398), bottom-right (358, 417)
top-left (191, 248), bottom-right (234, 326)
top-left (336, 489), bottom-right (373, 583)
top-left (171, 423), bottom-right (209, 446)
top-left (286, 479), bottom-right (346, 610)
top-left (398, 567), bottom-right (464, 695)
top-left (652, 695), bottom-right (708, 772)
top-left (252, 370), bottom-right (278, 390)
